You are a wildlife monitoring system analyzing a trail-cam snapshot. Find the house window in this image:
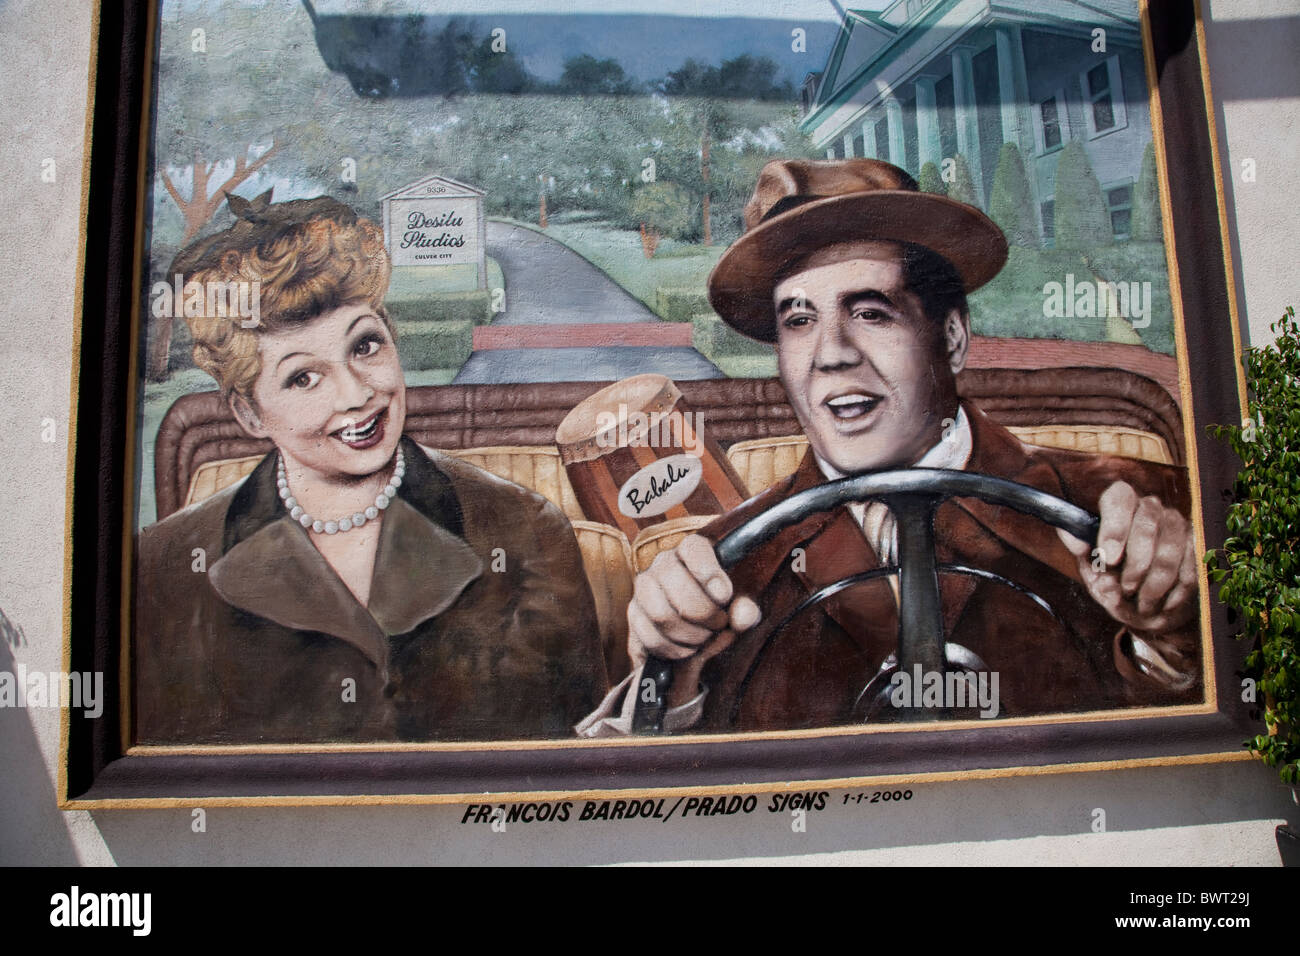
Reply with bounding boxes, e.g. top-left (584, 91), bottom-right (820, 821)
top-left (1086, 63), bottom-right (1114, 131)
top-left (1079, 55), bottom-right (1128, 137)
top-left (1035, 91), bottom-right (1069, 154)
top-left (1106, 183), bottom-right (1133, 240)
top-left (1041, 199), bottom-right (1055, 243)
top-left (1040, 97), bottom-right (1062, 150)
